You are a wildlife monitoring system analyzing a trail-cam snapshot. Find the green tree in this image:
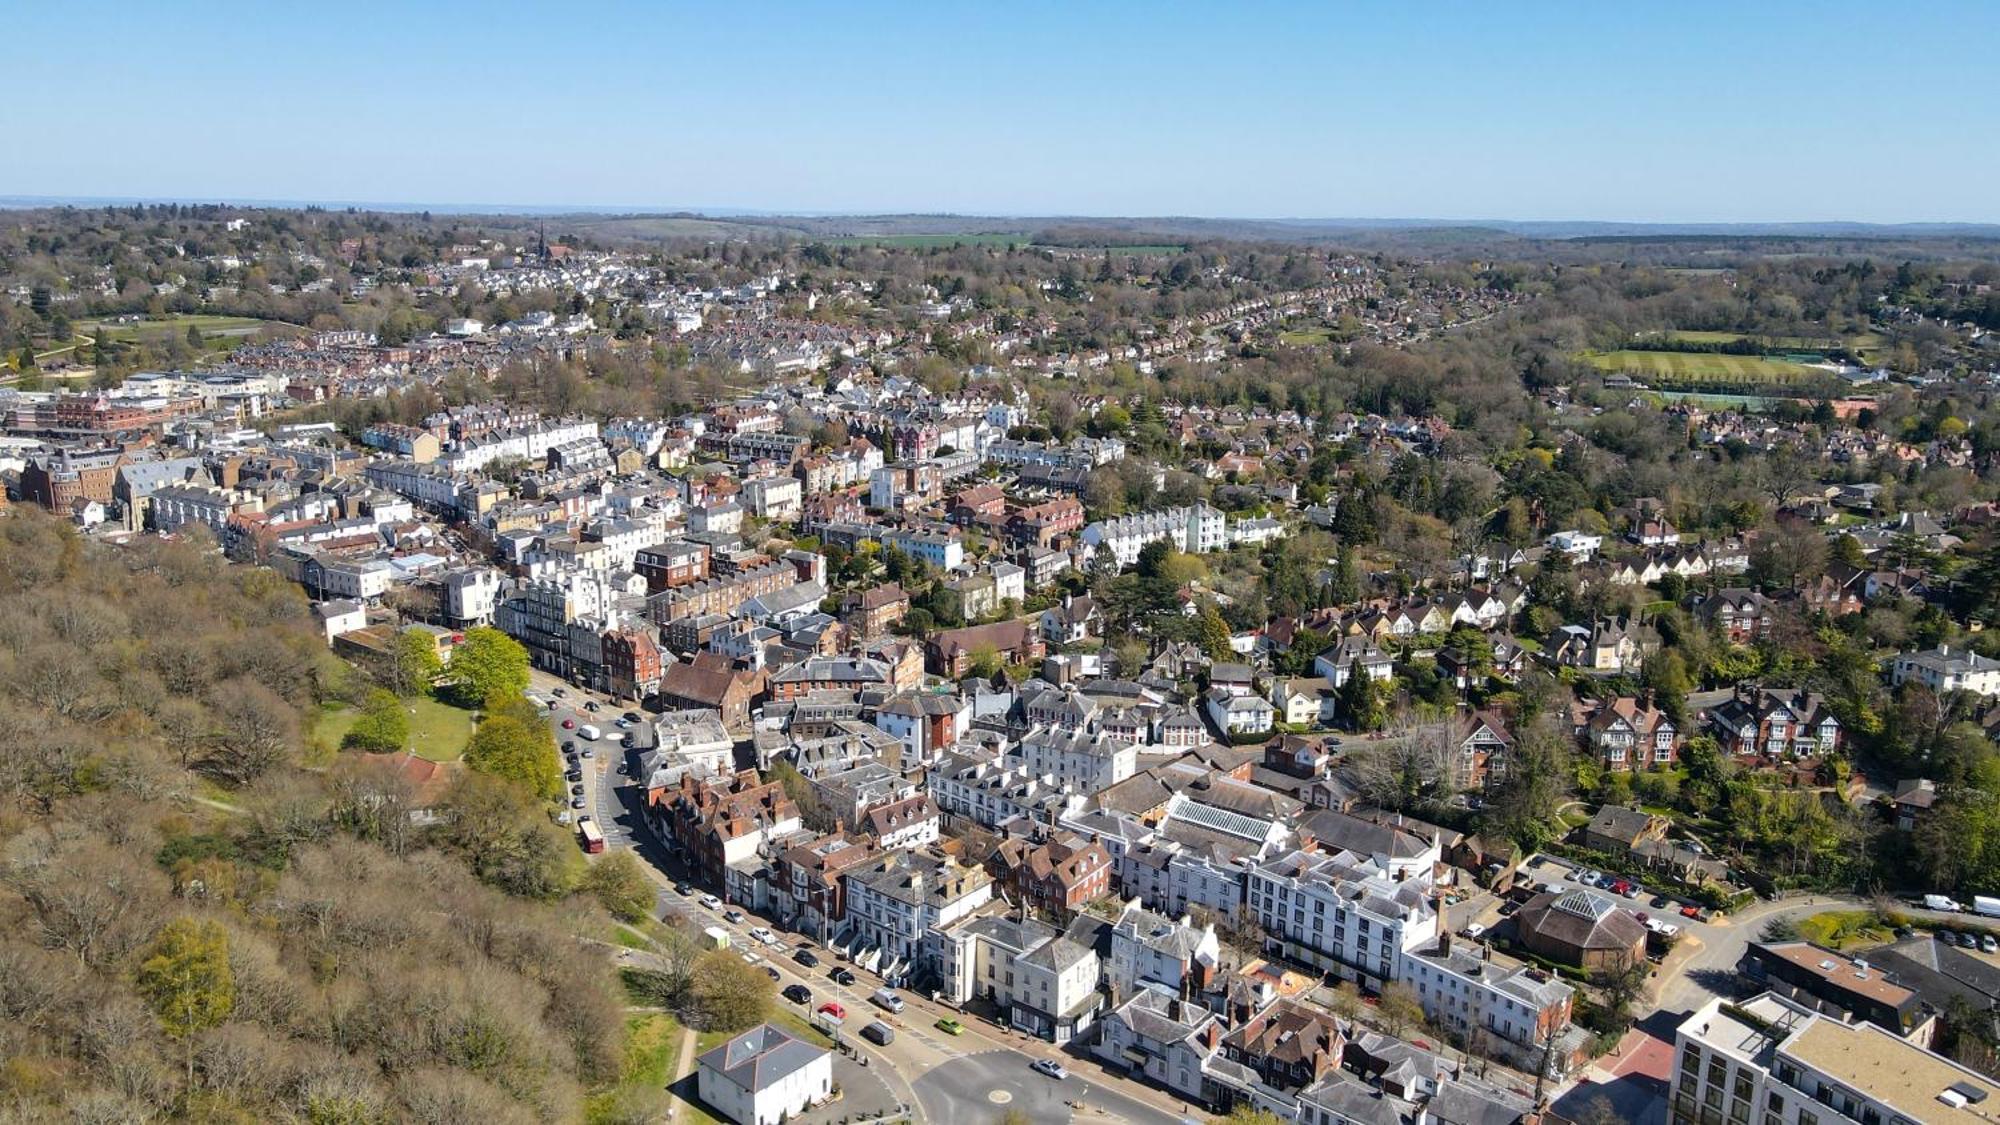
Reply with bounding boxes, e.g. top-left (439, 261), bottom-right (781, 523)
top-left (342, 689), bottom-right (410, 753)
top-left (579, 852), bottom-right (654, 923)
top-left (1213, 1108), bottom-right (1284, 1125)
top-left (1338, 670), bottom-right (1386, 732)
top-left (389, 628), bottom-right (444, 697)
top-left (135, 917), bottom-right (235, 1086)
top-left (464, 696), bottom-right (560, 800)
top-left (1195, 600), bottom-right (1234, 661)
top-left (688, 949), bottom-right (773, 1033)
top-left (448, 626), bottom-right (530, 708)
